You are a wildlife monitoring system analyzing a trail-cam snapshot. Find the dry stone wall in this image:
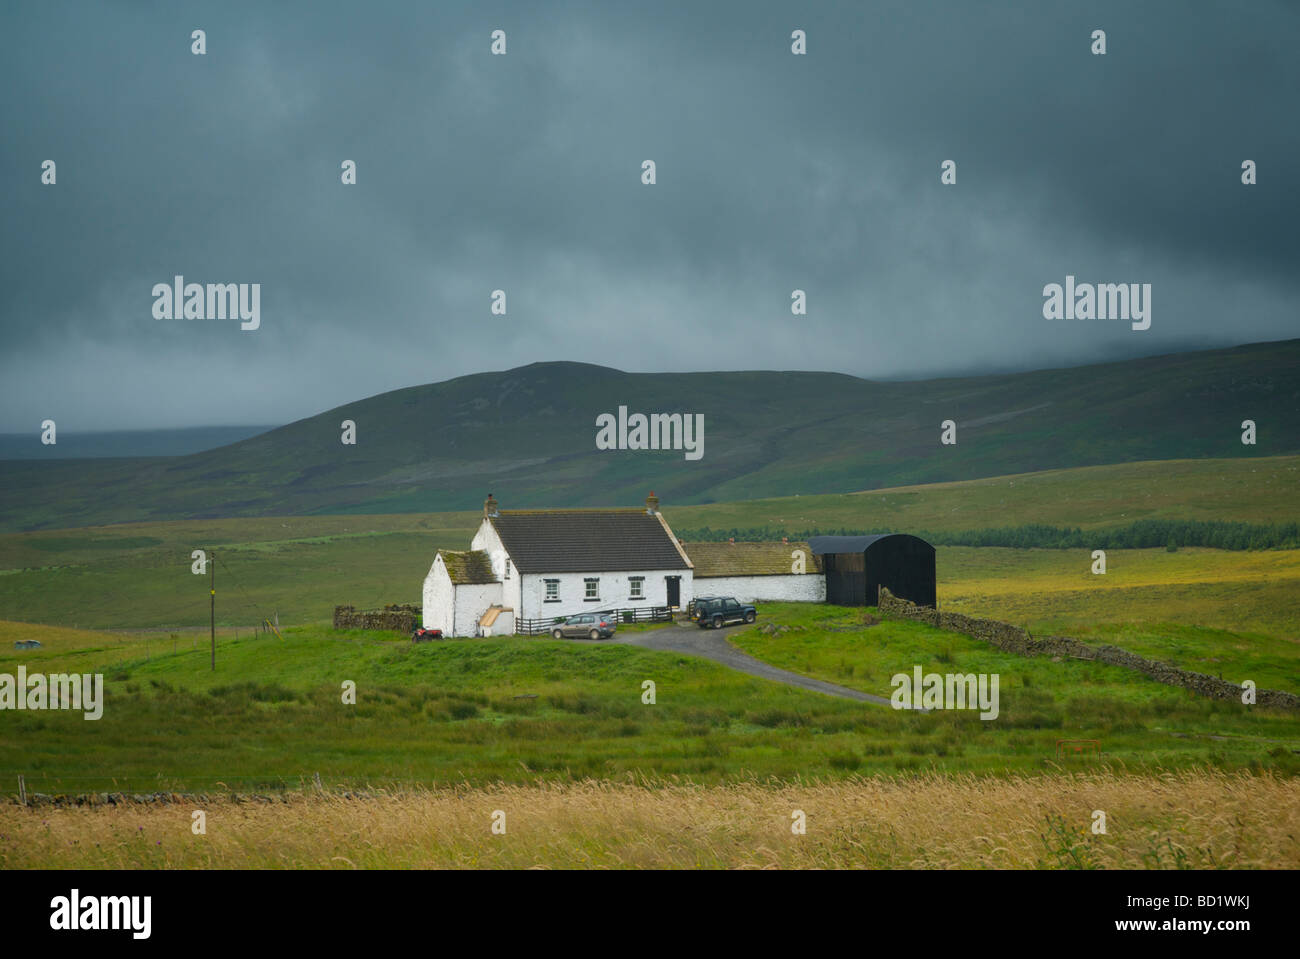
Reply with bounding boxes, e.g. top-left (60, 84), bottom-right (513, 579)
top-left (877, 587), bottom-right (1299, 710)
top-left (333, 603), bottom-right (420, 633)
